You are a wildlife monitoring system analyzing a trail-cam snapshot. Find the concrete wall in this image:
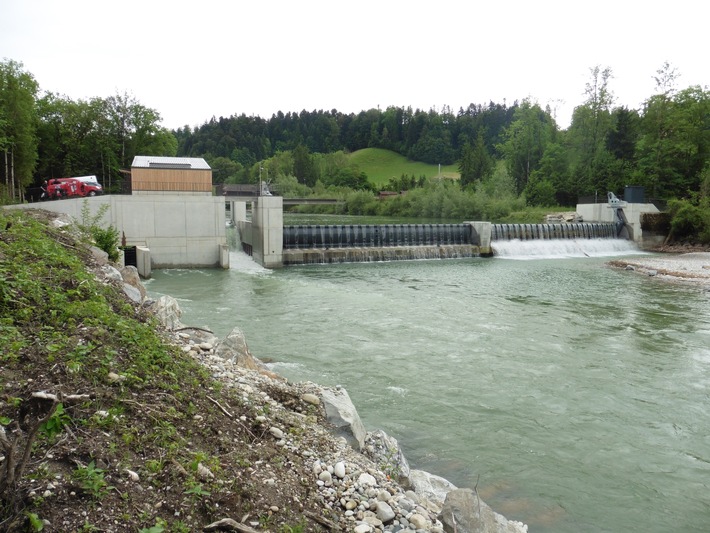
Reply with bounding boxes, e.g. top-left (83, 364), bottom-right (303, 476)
top-left (6, 195), bottom-right (228, 269)
top-left (252, 196), bottom-right (283, 268)
top-left (466, 221), bottom-right (492, 255)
